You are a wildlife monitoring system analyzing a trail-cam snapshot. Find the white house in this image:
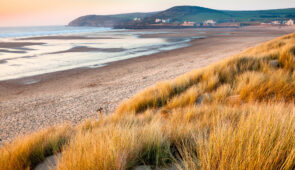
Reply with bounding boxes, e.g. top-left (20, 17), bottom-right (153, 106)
top-left (181, 21), bottom-right (195, 26)
top-left (155, 18), bottom-right (171, 23)
top-left (286, 19), bottom-right (294, 26)
top-left (133, 18), bottom-right (141, 21)
top-left (272, 21), bottom-right (281, 25)
top-left (155, 18), bottom-right (162, 23)
top-left (203, 20), bottom-right (216, 26)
